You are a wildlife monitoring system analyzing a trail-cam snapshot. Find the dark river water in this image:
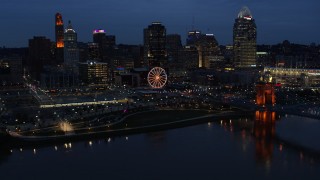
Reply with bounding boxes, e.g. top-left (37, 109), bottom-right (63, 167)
top-left (1, 112), bottom-right (320, 180)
